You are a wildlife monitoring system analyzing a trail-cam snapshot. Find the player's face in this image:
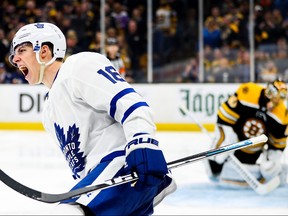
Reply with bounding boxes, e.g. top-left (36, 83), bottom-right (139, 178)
top-left (106, 44), bottom-right (119, 57)
top-left (12, 43), bottom-right (41, 85)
